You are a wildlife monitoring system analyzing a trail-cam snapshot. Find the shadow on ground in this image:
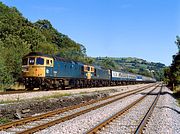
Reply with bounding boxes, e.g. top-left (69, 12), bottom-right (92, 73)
top-left (160, 106), bottom-right (180, 114)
